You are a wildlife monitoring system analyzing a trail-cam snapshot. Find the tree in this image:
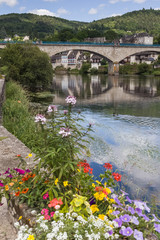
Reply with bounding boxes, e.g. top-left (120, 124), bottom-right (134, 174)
top-left (1, 43), bottom-right (53, 91)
